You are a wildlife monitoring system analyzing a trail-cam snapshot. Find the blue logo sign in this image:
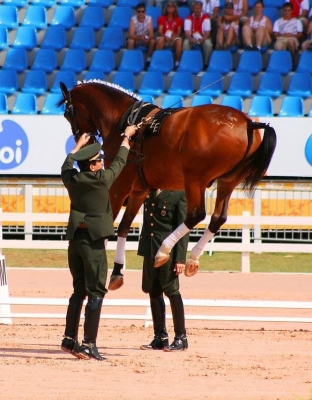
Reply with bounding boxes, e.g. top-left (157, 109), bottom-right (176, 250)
top-left (304, 134), bottom-right (312, 166)
top-left (0, 120), bottom-right (29, 170)
top-left (65, 135), bottom-right (76, 155)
